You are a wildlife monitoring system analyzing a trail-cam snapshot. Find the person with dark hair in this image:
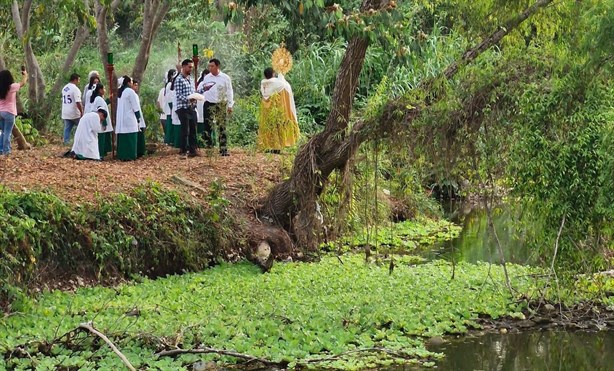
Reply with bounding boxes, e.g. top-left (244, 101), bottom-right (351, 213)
top-left (70, 108), bottom-right (107, 161)
top-left (83, 74), bottom-right (101, 113)
top-left (83, 70), bottom-right (100, 96)
top-left (169, 71), bottom-right (183, 148)
top-left (130, 79), bottom-right (147, 158)
top-left (87, 83), bottom-right (113, 159)
top-left (162, 69), bottom-right (176, 145)
top-left (258, 66), bottom-right (300, 153)
top-left (199, 58), bottom-right (234, 156)
top-left (0, 68), bottom-right (27, 155)
top-left (174, 59), bottom-right (198, 157)
top-left (115, 76), bottom-right (145, 161)
top-left (61, 73), bottom-right (83, 144)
